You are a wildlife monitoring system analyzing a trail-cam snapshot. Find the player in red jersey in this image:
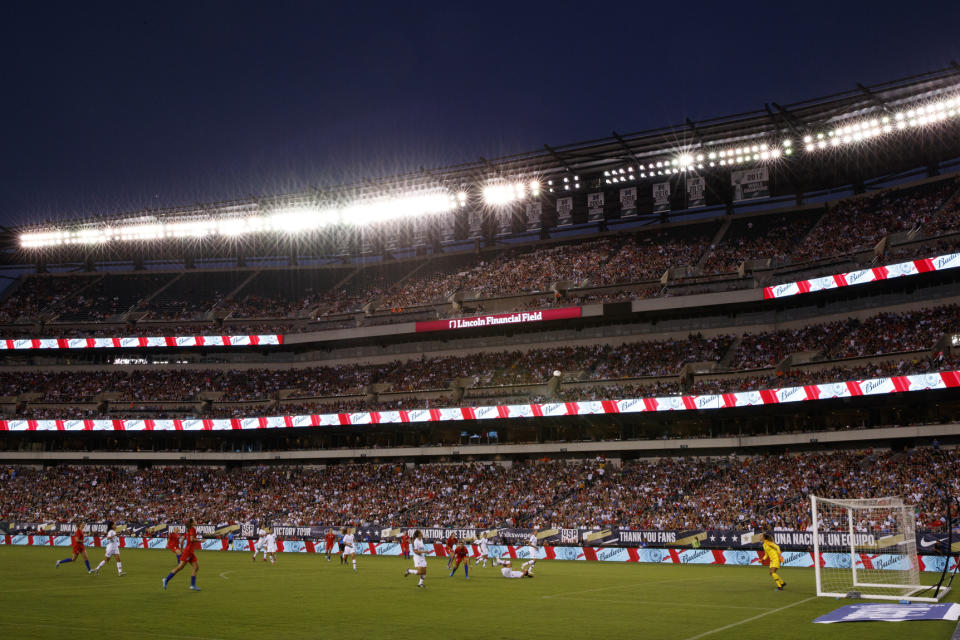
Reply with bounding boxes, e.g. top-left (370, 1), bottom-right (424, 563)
top-left (56, 523), bottom-right (92, 572)
top-left (166, 529), bottom-right (181, 563)
top-left (324, 529), bottom-right (337, 562)
top-left (400, 531), bottom-right (410, 559)
top-left (162, 519), bottom-right (201, 591)
top-left (445, 533), bottom-right (458, 569)
top-left (448, 540), bottom-right (470, 579)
